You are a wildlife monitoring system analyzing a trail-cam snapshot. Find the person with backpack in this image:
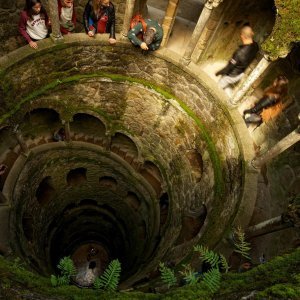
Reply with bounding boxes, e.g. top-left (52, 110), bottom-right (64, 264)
top-left (128, 16), bottom-right (163, 51)
top-left (83, 0), bottom-right (116, 44)
top-left (58, 0), bottom-right (76, 35)
top-left (243, 75), bottom-right (289, 127)
top-left (18, 0), bottom-right (50, 49)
